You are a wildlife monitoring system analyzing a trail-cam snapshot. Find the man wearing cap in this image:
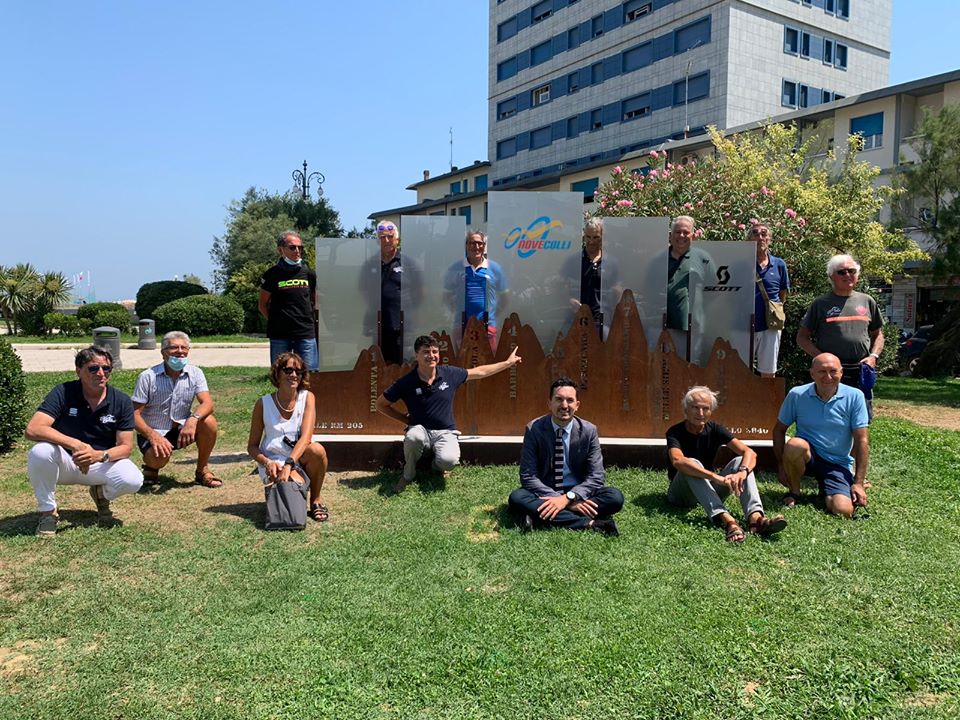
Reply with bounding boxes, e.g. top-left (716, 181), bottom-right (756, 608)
top-left (25, 346), bottom-right (143, 536)
top-left (132, 330), bottom-right (221, 488)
